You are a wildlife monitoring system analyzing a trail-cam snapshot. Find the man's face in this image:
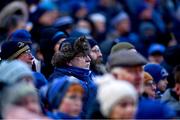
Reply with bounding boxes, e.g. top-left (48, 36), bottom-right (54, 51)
top-left (148, 55), bottom-right (164, 64)
top-left (117, 19), bottom-right (131, 34)
top-left (122, 66), bottom-right (144, 94)
top-left (70, 53), bottom-right (91, 69)
top-left (112, 66), bottom-right (144, 94)
top-left (18, 50), bottom-right (33, 67)
top-left (90, 45), bottom-right (103, 64)
top-left (157, 79), bottom-right (168, 92)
